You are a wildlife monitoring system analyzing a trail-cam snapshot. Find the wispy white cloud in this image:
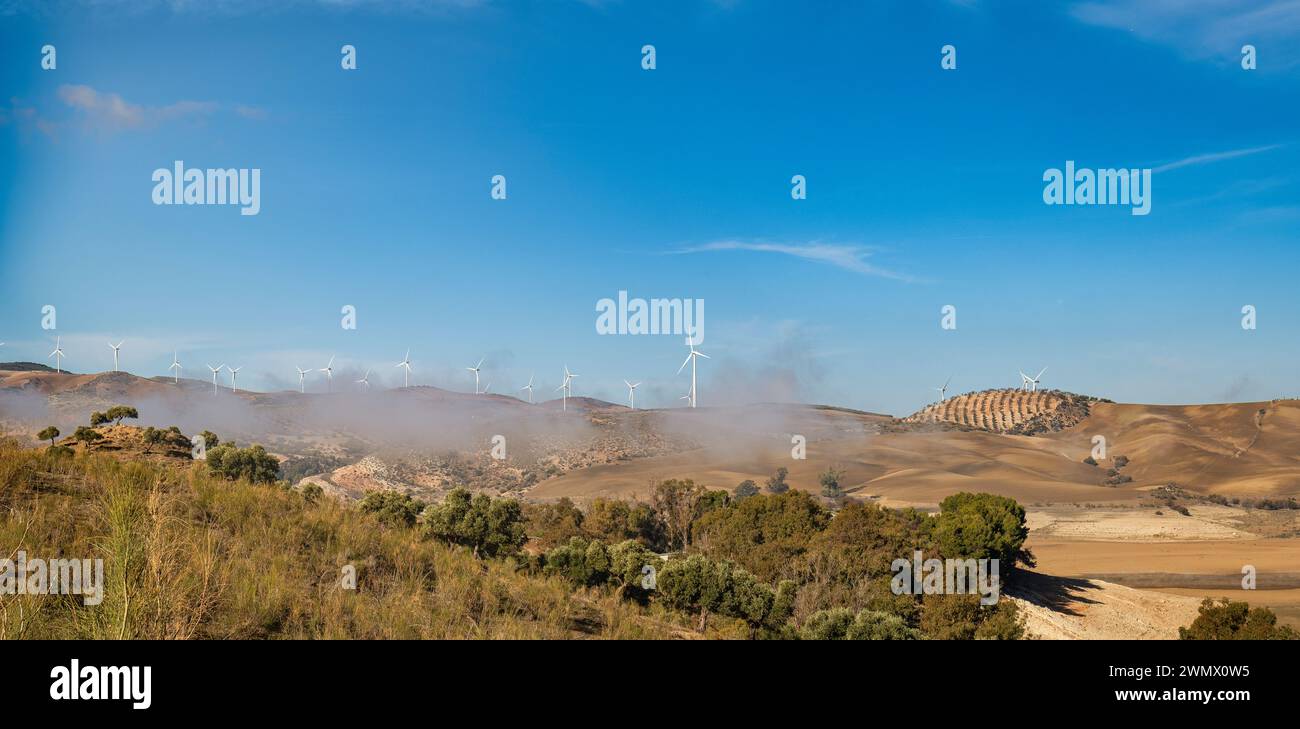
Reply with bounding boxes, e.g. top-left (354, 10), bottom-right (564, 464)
top-left (3, 85), bottom-right (263, 138)
top-left (1070, 1), bottom-right (1300, 66)
top-left (676, 240), bottom-right (913, 281)
top-left (1152, 143), bottom-right (1285, 173)
top-left (58, 84), bottom-right (219, 131)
